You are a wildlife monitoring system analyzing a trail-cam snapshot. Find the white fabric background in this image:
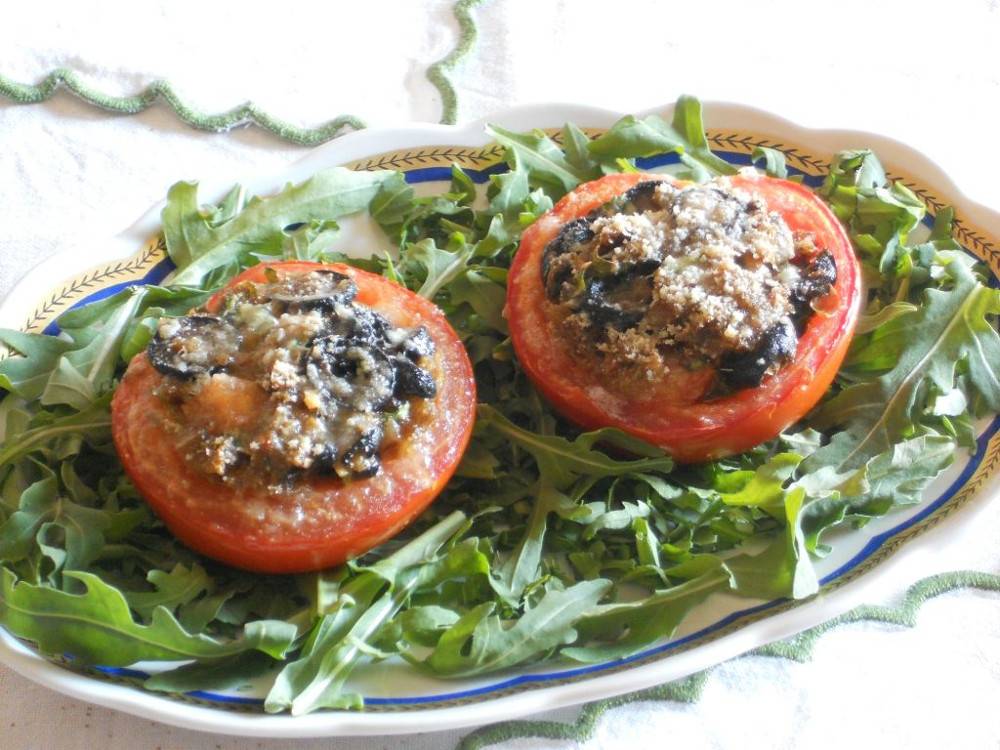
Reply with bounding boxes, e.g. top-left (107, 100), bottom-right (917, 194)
top-left (1, 1), bottom-right (999, 748)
